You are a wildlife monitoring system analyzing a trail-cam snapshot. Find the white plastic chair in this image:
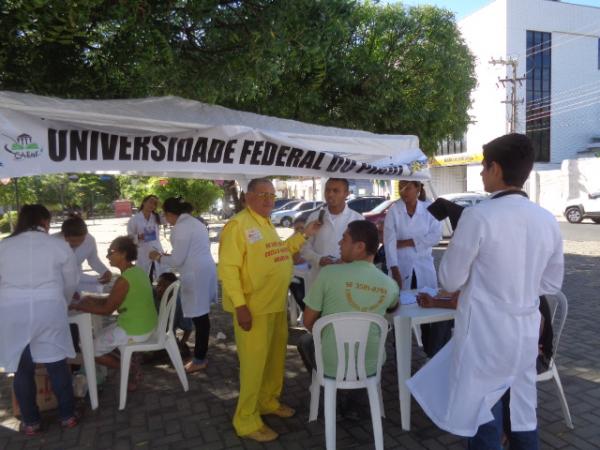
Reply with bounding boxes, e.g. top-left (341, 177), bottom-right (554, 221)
top-left (309, 312), bottom-right (388, 450)
top-left (537, 291), bottom-right (574, 429)
top-left (118, 281), bottom-right (189, 410)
